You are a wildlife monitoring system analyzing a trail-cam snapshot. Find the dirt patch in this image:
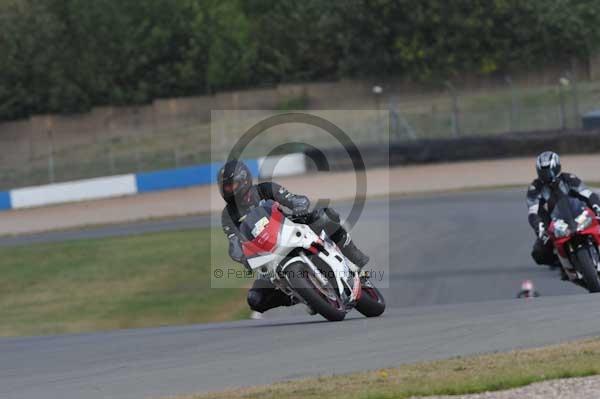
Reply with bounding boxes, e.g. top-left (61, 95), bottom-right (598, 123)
top-left (418, 375), bottom-right (600, 399)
